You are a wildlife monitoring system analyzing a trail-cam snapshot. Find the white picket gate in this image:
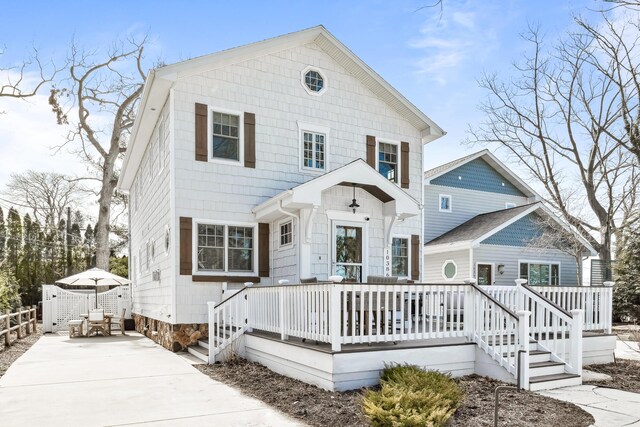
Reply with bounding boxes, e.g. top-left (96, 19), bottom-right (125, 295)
top-left (42, 285), bottom-right (132, 332)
